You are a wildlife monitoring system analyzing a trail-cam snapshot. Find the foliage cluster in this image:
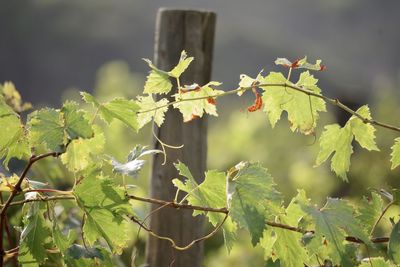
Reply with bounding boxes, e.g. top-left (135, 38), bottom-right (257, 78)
top-left (1, 51), bottom-right (400, 266)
